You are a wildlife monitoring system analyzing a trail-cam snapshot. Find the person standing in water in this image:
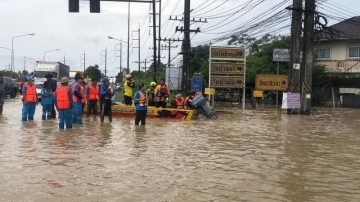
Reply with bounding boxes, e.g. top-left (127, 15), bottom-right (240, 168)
top-left (86, 78), bottom-right (99, 118)
top-left (123, 74), bottom-right (135, 106)
top-left (134, 83), bottom-right (148, 126)
top-left (21, 77), bottom-right (38, 121)
top-left (54, 77), bottom-right (73, 130)
top-left (0, 74), bottom-right (8, 115)
top-left (100, 77), bottom-right (114, 123)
